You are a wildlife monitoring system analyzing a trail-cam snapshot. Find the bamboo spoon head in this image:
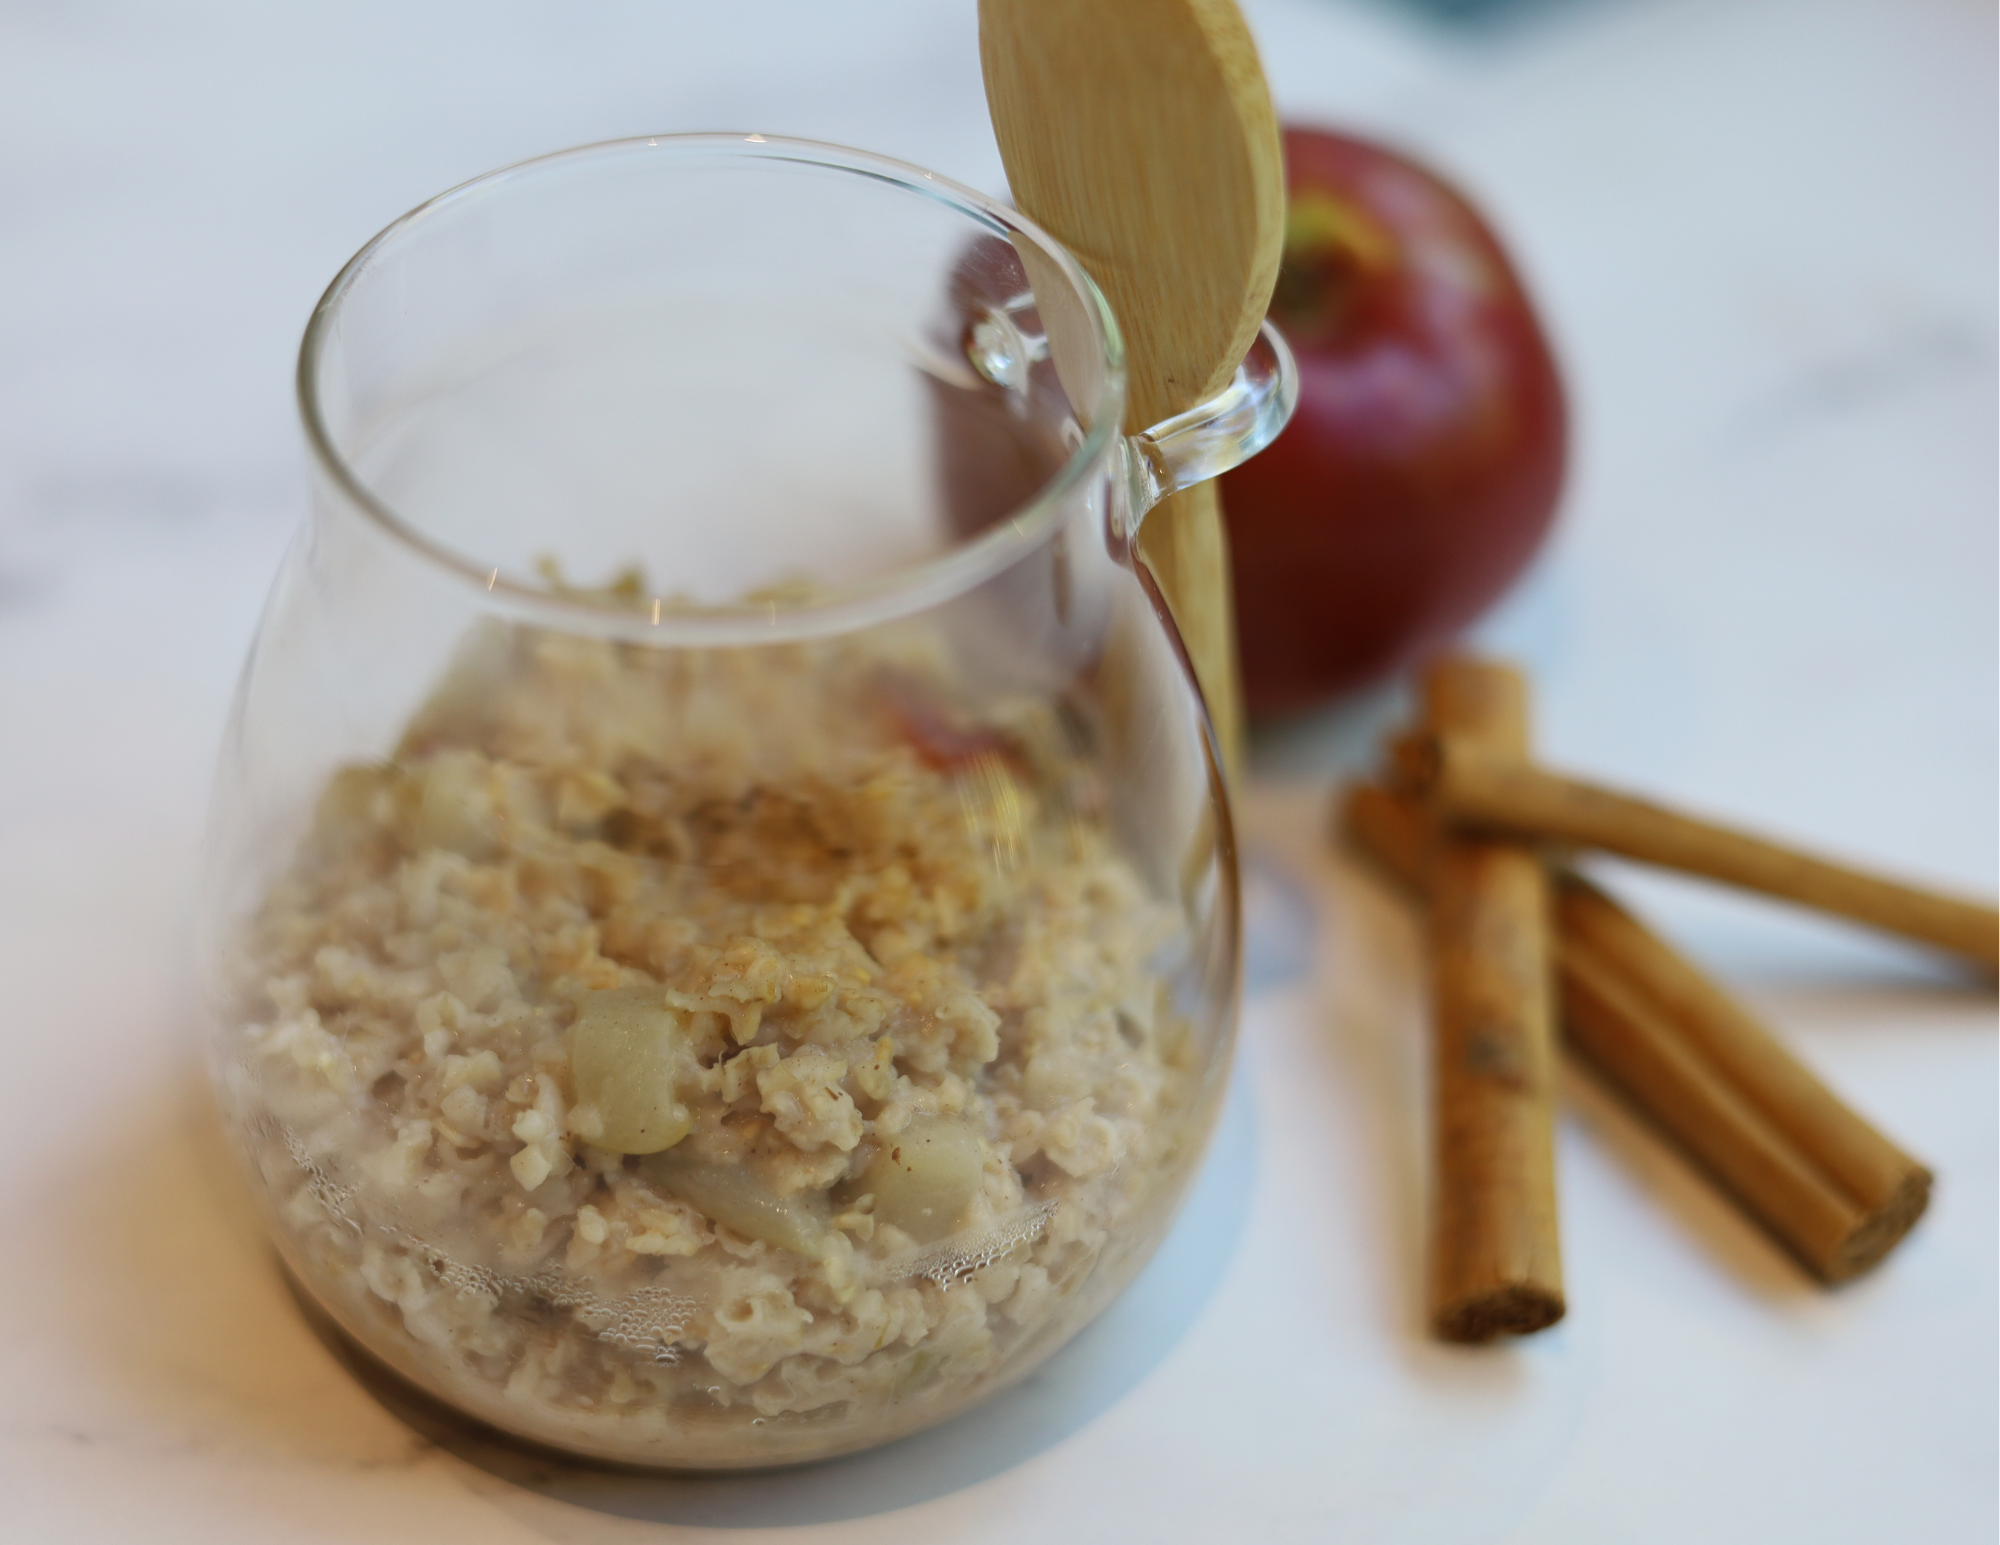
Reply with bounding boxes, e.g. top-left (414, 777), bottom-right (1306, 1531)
top-left (979, 0), bottom-right (1286, 433)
